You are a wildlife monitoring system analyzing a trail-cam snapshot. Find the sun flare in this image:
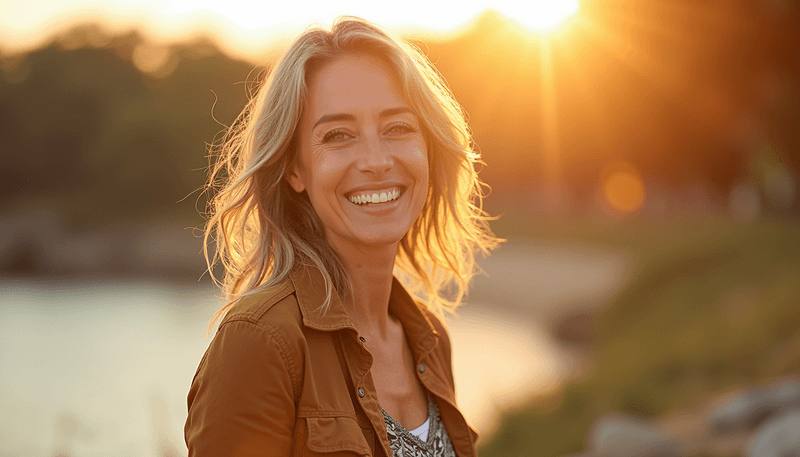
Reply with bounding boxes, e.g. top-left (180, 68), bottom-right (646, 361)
top-left (496, 0), bottom-right (580, 33)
